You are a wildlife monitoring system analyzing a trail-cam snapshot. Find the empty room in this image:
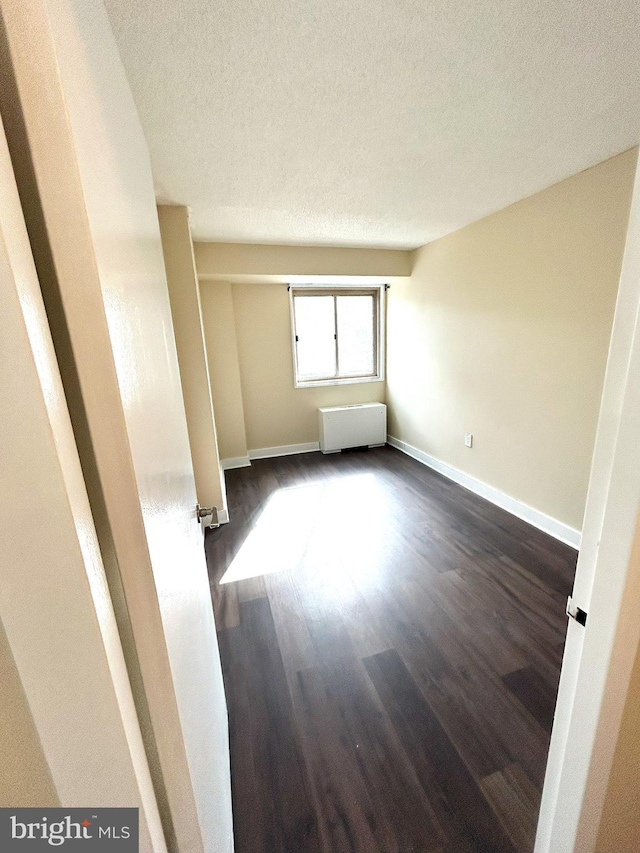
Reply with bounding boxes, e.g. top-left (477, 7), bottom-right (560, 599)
top-left (1, 3), bottom-right (640, 853)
